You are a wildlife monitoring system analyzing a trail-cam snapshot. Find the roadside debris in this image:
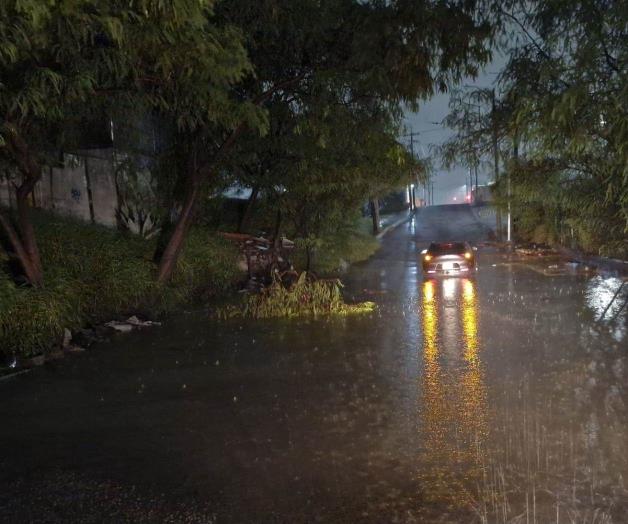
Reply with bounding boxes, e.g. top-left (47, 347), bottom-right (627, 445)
top-left (104, 321), bottom-right (134, 333)
top-left (60, 328), bottom-right (85, 354)
top-left (220, 232), bottom-right (294, 281)
top-left (62, 328), bottom-right (86, 353)
top-left (125, 315), bottom-right (162, 328)
top-left (514, 243), bottom-right (557, 257)
top-left (62, 328), bottom-right (72, 348)
top-left (105, 316), bottom-right (161, 333)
